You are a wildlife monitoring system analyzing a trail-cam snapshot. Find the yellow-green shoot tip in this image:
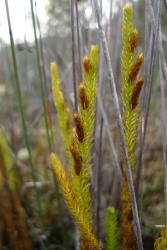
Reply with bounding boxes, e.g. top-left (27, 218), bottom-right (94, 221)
top-left (123, 2), bottom-right (133, 13)
top-left (108, 207), bottom-right (116, 214)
